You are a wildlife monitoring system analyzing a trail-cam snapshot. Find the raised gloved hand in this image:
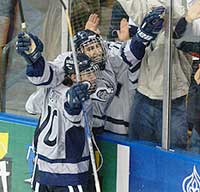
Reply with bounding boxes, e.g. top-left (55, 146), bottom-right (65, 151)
top-left (136, 6), bottom-right (165, 45)
top-left (65, 83), bottom-right (89, 115)
top-left (16, 32), bottom-right (43, 64)
top-left (186, 0), bottom-right (200, 23)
